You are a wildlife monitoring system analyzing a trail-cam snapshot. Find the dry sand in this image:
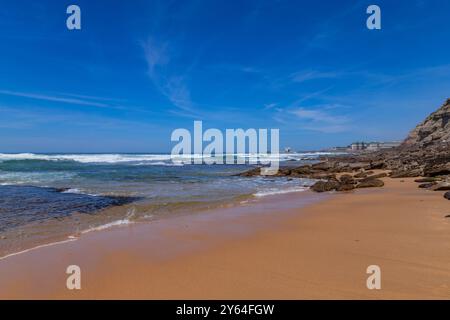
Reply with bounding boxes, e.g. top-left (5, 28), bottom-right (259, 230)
top-left (0, 177), bottom-right (449, 299)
